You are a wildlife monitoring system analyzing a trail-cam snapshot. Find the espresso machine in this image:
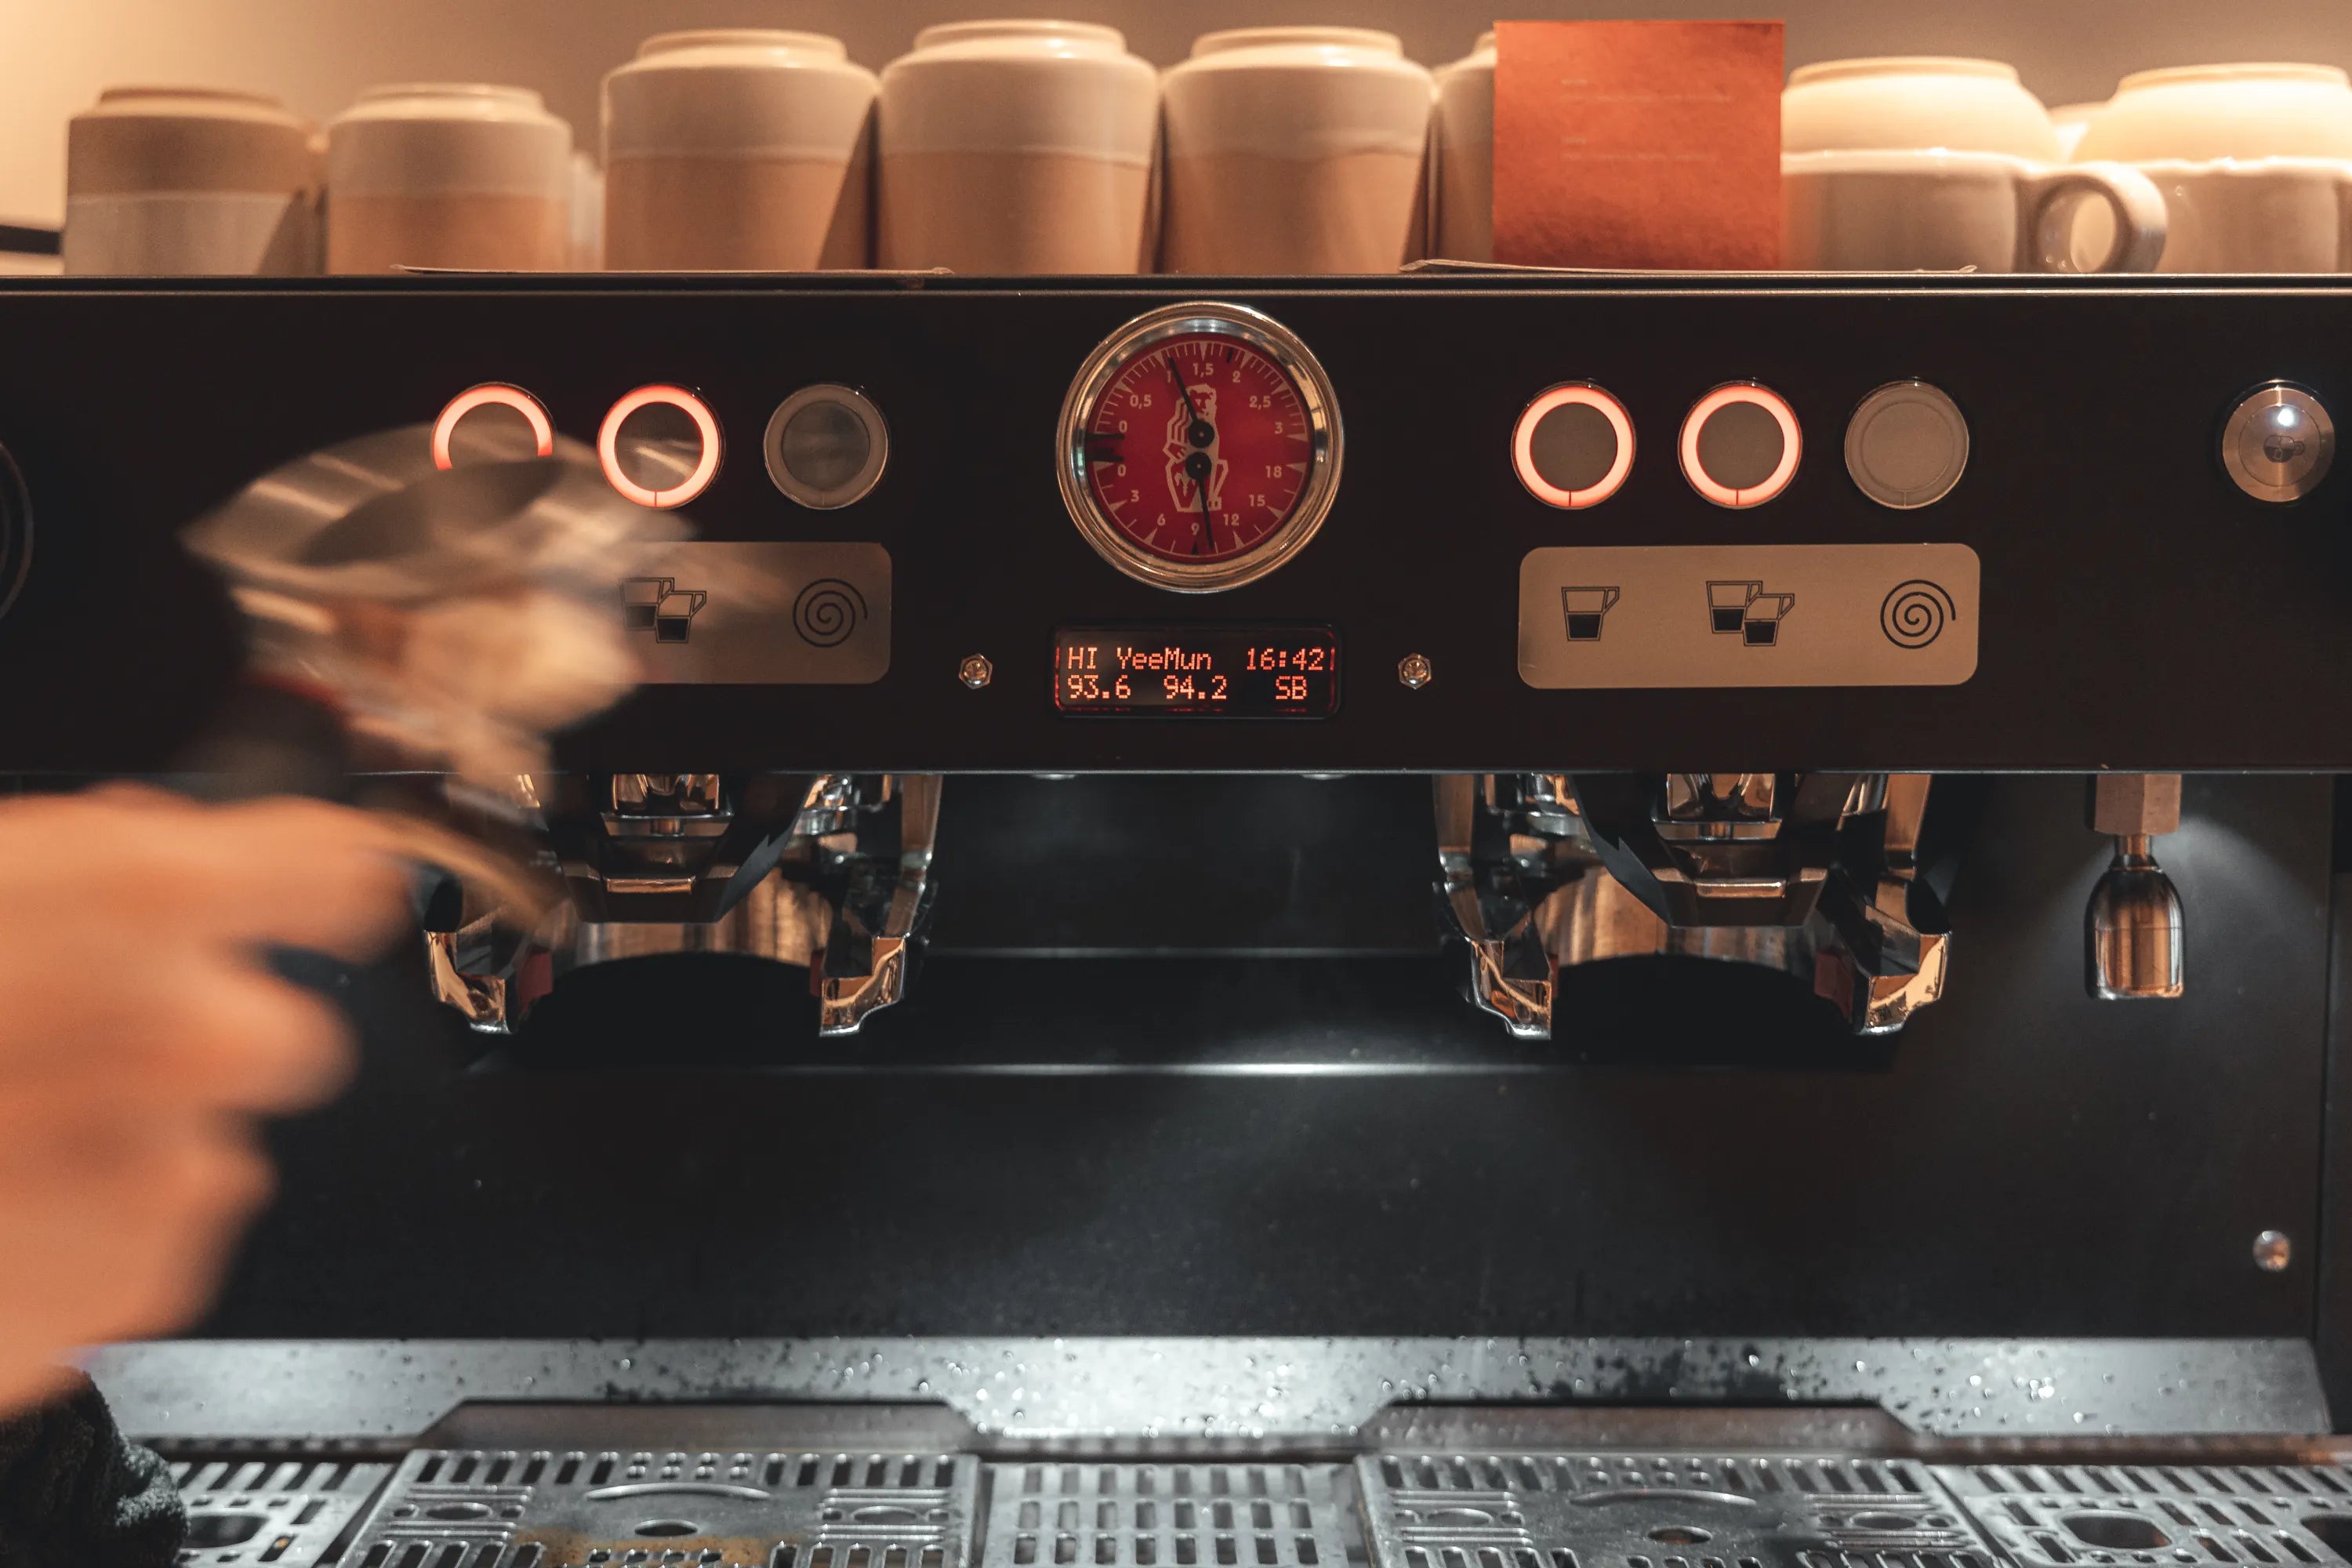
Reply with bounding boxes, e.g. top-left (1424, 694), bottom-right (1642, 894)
top-left (2, 270), bottom-right (2348, 1566)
